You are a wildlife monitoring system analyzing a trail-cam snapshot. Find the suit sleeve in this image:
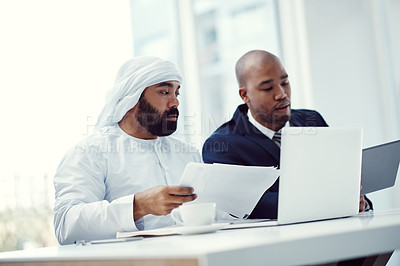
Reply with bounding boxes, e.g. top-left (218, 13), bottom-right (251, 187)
top-left (202, 134), bottom-right (245, 165)
top-left (316, 111), bottom-right (329, 127)
top-left (248, 190), bottom-right (278, 219)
